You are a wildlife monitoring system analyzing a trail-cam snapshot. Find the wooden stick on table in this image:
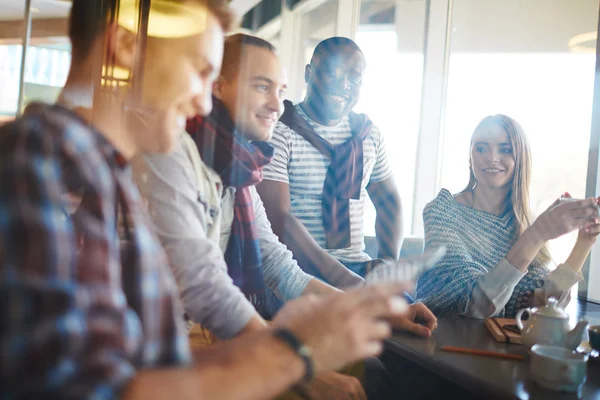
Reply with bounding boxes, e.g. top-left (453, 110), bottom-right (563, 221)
top-left (440, 346), bottom-right (525, 361)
